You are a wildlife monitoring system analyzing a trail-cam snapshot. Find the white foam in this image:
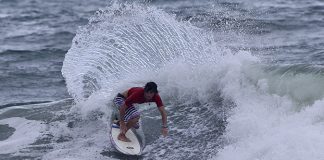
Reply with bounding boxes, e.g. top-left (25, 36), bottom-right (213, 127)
top-left (0, 117), bottom-right (45, 154)
top-left (0, 13), bottom-right (9, 18)
top-left (212, 54), bottom-right (324, 160)
top-left (131, 51), bottom-right (324, 159)
top-left (42, 119), bottom-right (113, 160)
top-left (216, 99), bottom-right (324, 160)
top-left (41, 94), bottom-right (115, 160)
top-left (62, 2), bottom-right (217, 104)
top-left (57, 1), bottom-right (324, 159)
